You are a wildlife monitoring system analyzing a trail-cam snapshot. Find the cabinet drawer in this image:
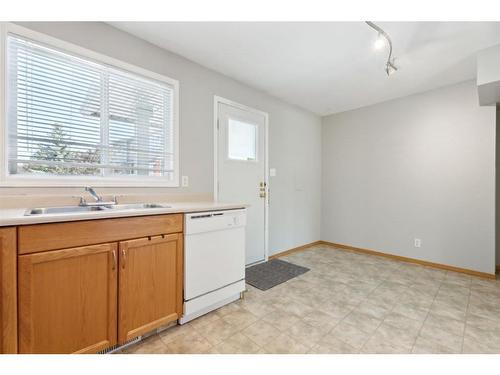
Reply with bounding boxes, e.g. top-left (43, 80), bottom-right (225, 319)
top-left (18, 214), bottom-right (183, 254)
